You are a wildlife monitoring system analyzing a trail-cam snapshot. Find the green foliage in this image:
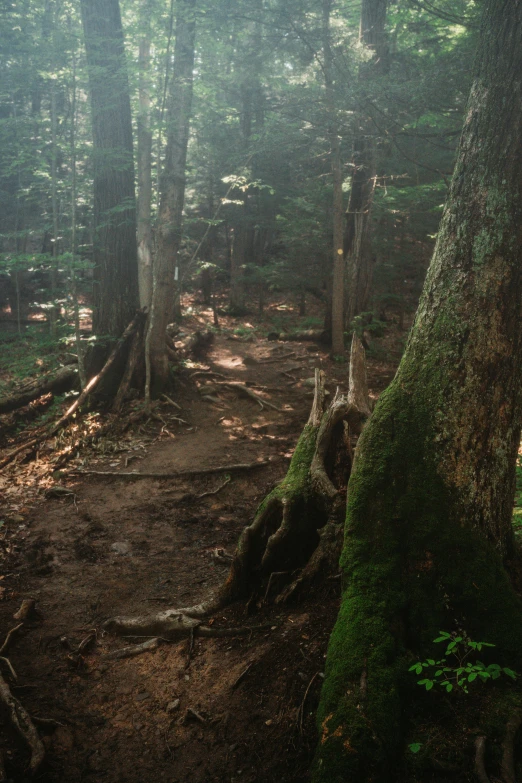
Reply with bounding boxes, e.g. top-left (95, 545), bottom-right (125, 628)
top-left (410, 632), bottom-right (518, 694)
